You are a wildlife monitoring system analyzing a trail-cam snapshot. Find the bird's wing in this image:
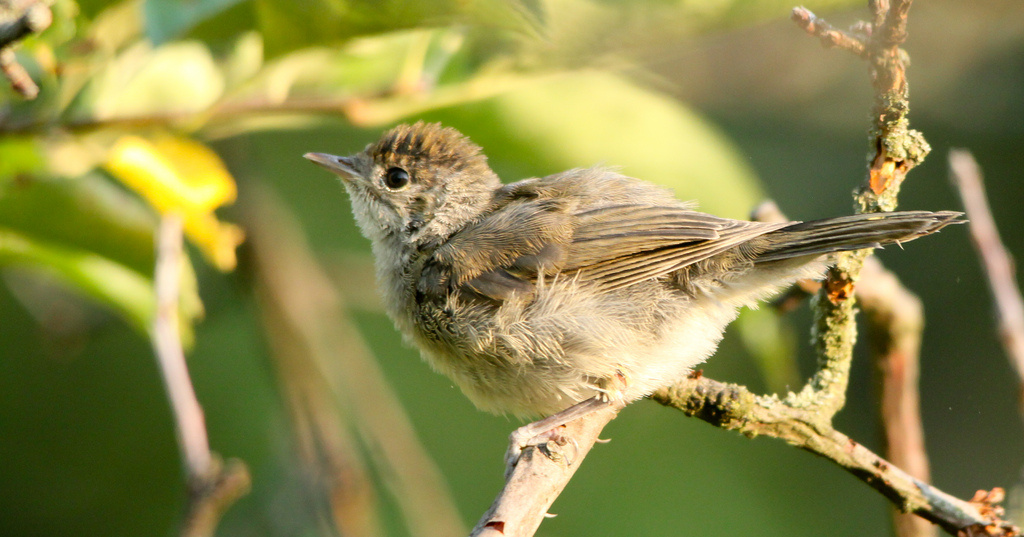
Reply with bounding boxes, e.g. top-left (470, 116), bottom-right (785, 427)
top-left (417, 199), bottom-right (789, 301)
top-left (567, 205), bottom-right (789, 291)
top-left (416, 198), bottom-right (574, 301)
top-left (567, 205), bottom-right (725, 265)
